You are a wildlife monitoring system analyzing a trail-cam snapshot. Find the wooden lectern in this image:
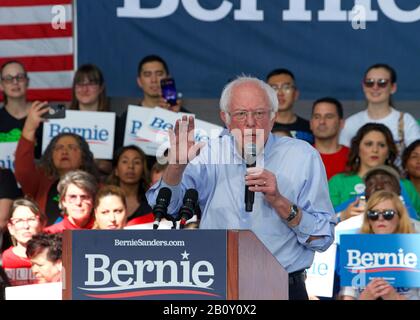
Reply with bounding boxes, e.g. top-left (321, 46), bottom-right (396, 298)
top-left (63, 229), bottom-right (288, 300)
